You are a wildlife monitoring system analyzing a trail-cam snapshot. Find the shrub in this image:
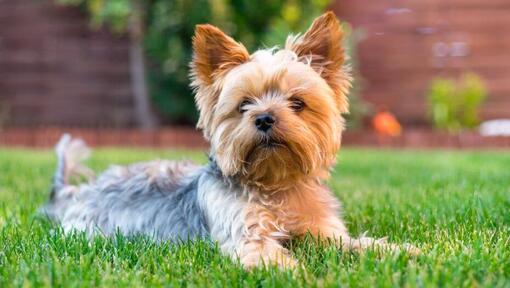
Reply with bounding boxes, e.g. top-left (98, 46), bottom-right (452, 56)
top-left (427, 73), bottom-right (487, 132)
